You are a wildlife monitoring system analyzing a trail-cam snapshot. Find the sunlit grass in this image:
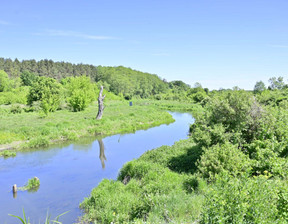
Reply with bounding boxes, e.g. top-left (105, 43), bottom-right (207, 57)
top-left (0, 100), bottom-right (175, 148)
